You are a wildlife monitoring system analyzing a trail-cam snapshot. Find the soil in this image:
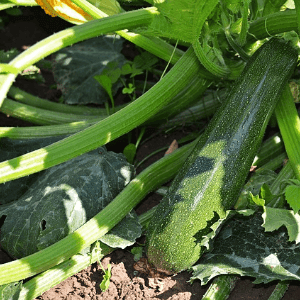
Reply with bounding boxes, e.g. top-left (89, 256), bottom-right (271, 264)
top-left (1, 6), bottom-right (300, 300)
